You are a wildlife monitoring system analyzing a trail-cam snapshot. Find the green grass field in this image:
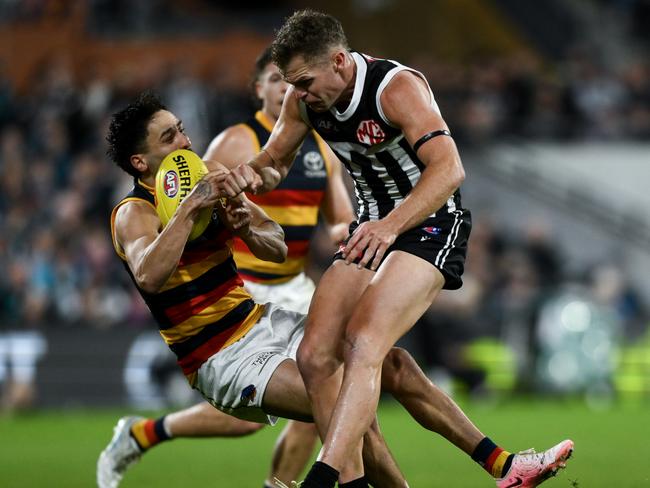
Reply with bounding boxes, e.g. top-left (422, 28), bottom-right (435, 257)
top-left (1, 398), bottom-right (648, 487)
